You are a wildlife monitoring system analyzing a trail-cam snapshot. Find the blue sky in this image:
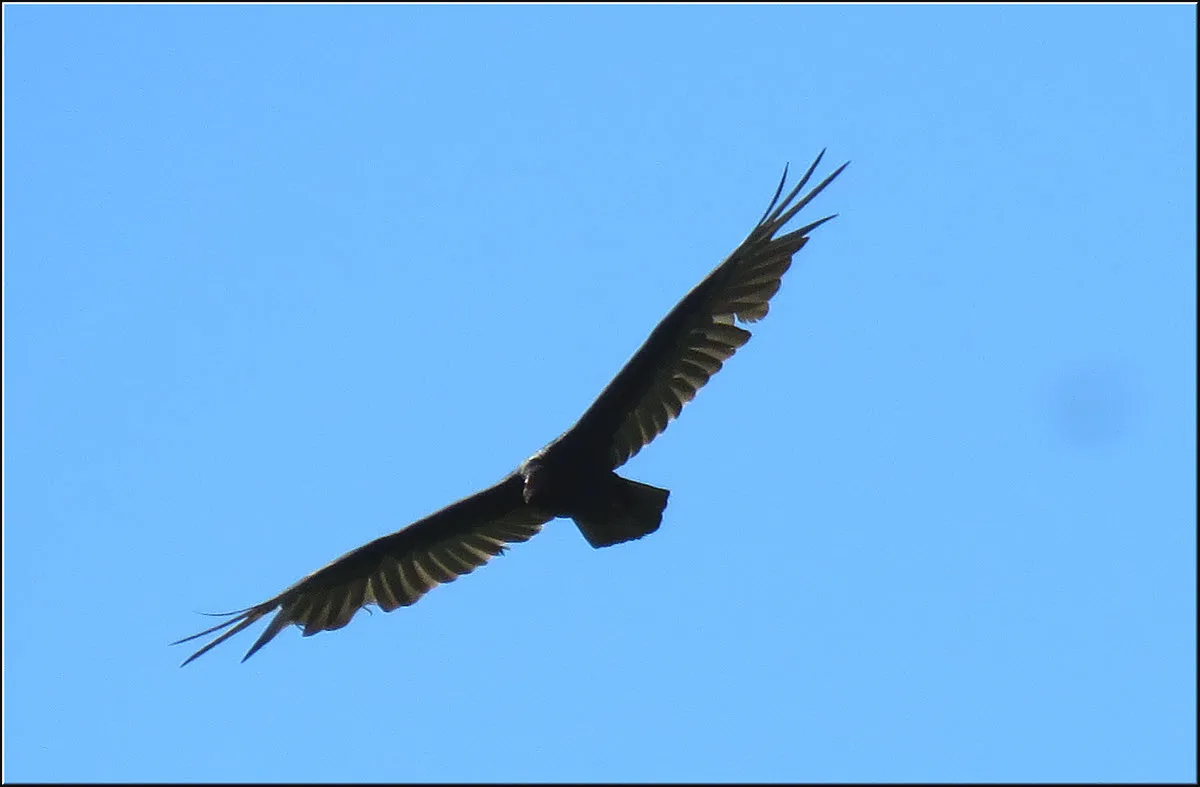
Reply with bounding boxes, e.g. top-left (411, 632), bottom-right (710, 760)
top-left (4, 4), bottom-right (1195, 783)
